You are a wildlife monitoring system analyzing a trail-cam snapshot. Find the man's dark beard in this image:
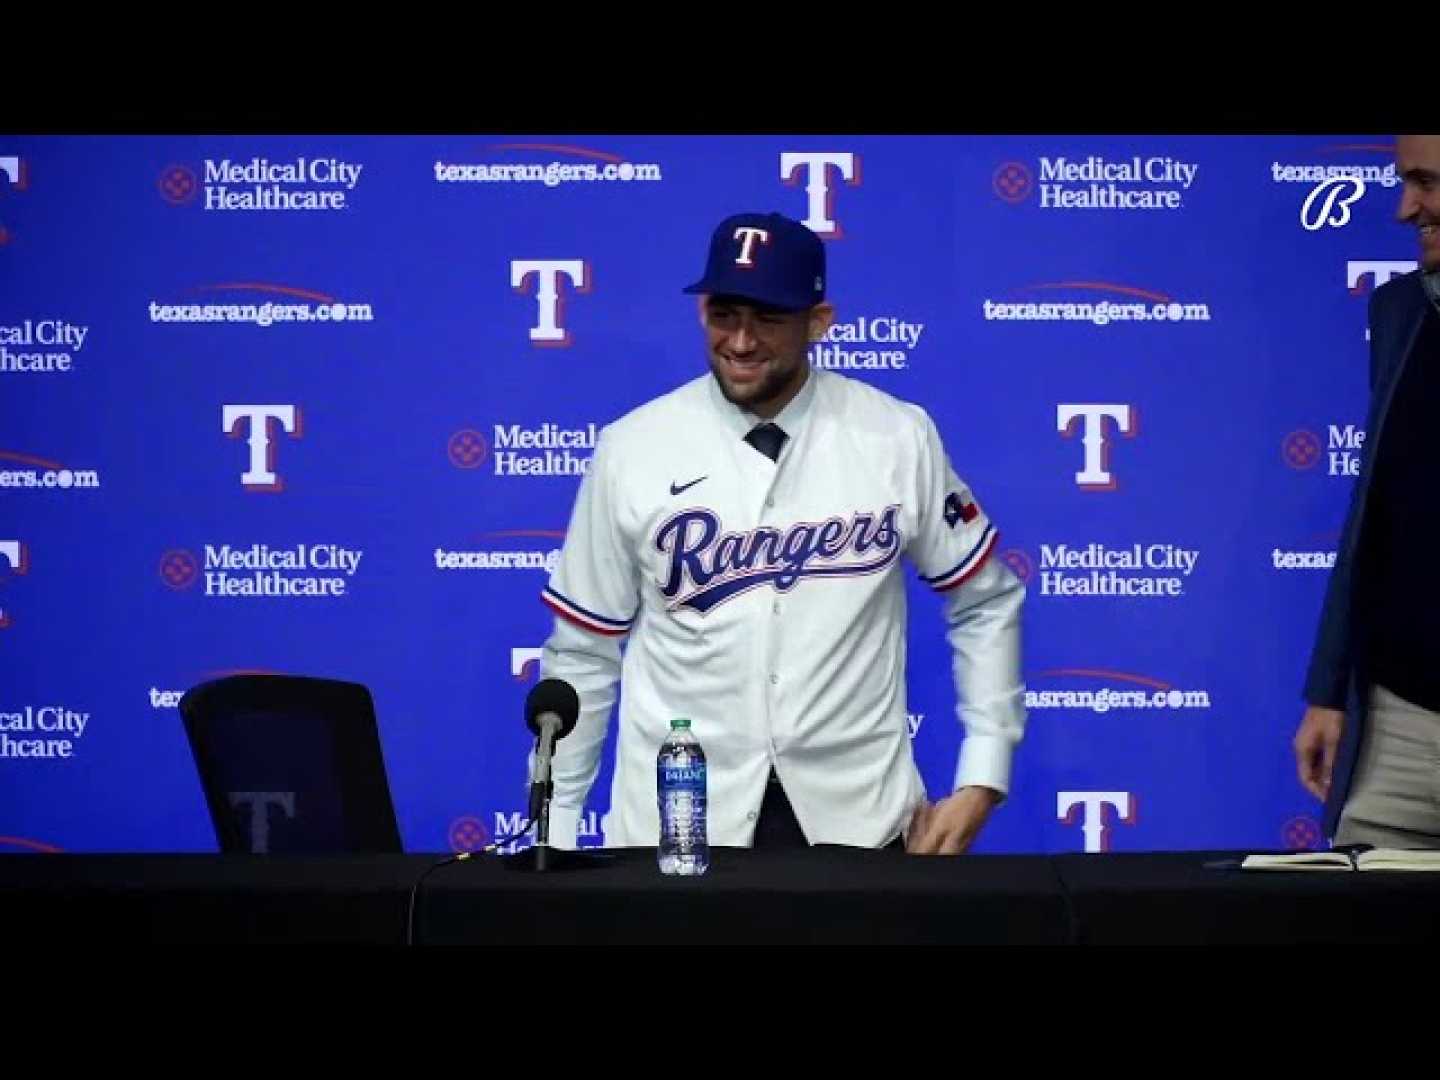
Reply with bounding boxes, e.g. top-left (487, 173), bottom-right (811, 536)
top-left (710, 355), bottom-right (806, 413)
